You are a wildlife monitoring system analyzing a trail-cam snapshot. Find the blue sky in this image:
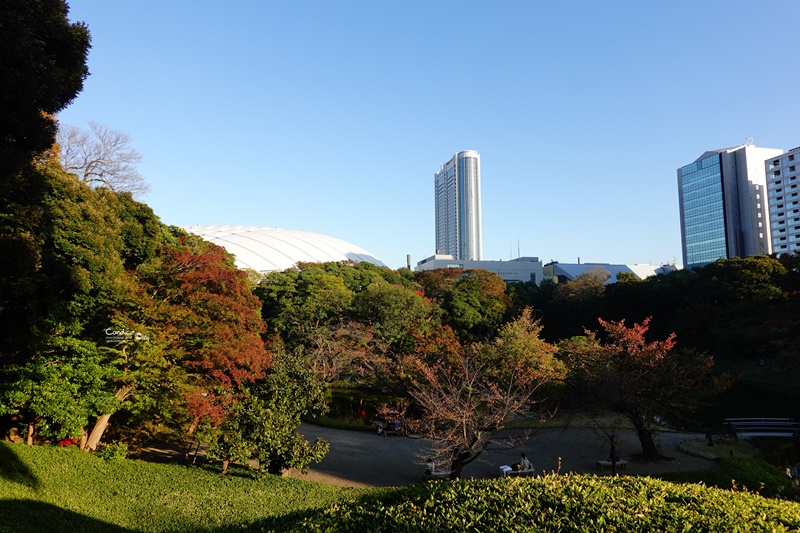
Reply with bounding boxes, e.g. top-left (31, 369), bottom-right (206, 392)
top-left (59, 1), bottom-right (800, 270)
